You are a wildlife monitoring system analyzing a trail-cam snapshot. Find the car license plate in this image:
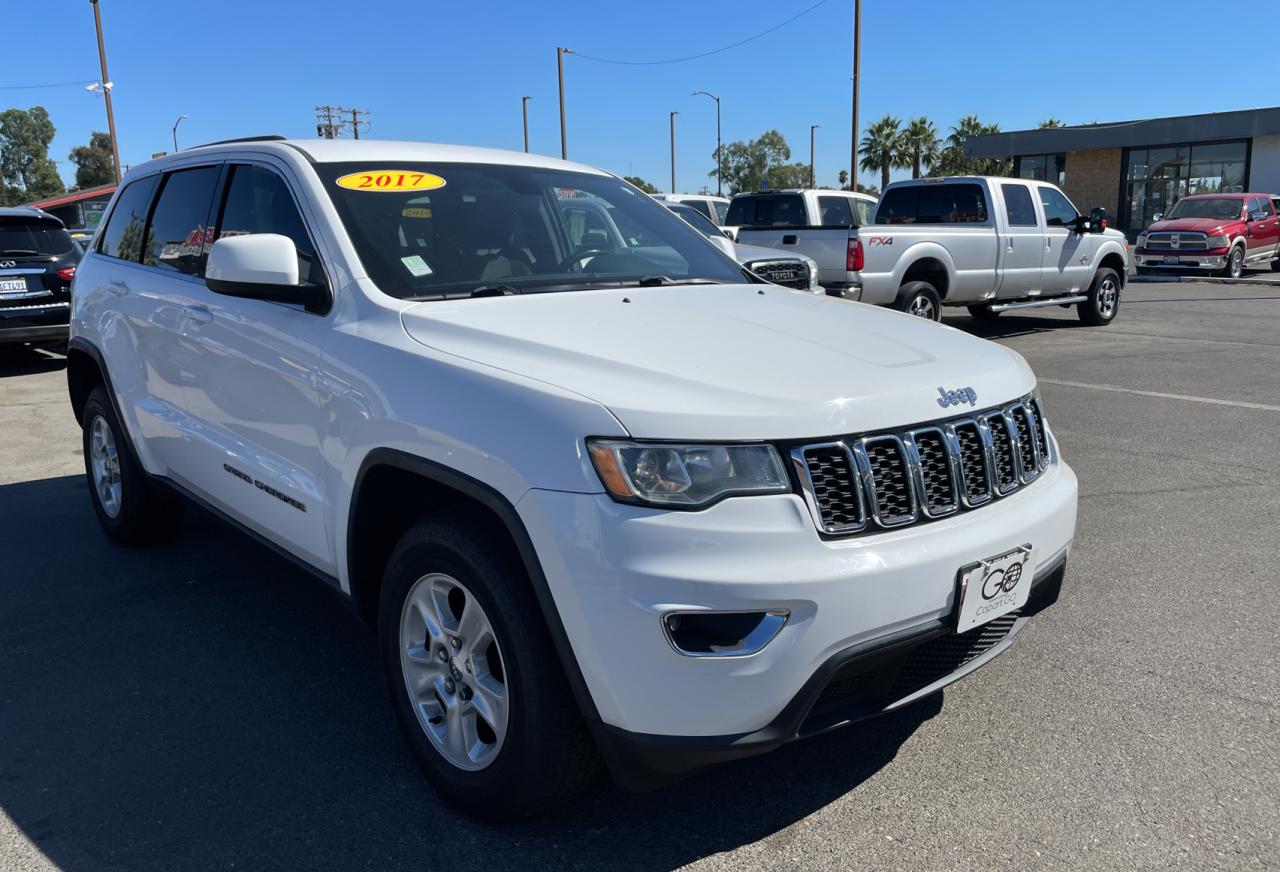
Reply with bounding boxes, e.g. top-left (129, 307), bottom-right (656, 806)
top-left (0, 278), bottom-right (28, 295)
top-left (954, 545), bottom-right (1034, 634)
top-left (1163, 256), bottom-right (1179, 265)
